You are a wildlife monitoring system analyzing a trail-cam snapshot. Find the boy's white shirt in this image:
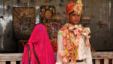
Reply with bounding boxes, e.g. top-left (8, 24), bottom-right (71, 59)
top-left (56, 24), bottom-right (93, 64)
